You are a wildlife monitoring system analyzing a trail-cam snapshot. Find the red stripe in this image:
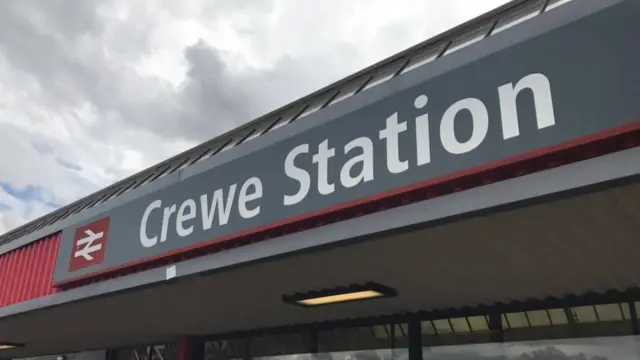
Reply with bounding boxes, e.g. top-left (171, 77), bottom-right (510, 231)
top-left (0, 256), bottom-right (7, 306)
top-left (6, 250), bottom-right (17, 305)
top-left (177, 336), bottom-right (190, 360)
top-left (54, 121), bottom-right (640, 288)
